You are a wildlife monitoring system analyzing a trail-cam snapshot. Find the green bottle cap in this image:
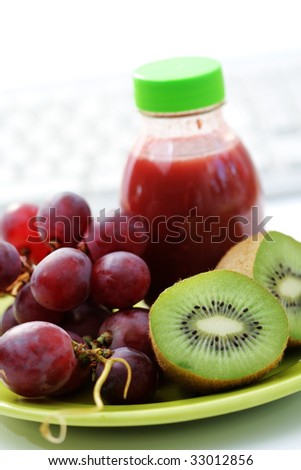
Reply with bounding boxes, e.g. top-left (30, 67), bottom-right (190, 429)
top-left (133, 57), bottom-right (225, 113)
